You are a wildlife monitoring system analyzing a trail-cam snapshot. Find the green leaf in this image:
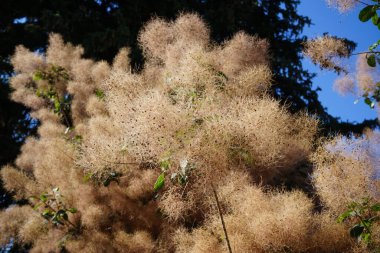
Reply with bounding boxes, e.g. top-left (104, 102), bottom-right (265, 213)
top-left (83, 172), bottom-right (93, 182)
top-left (371, 203), bottom-right (380, 211)
top-left (32, 71), bottom-right (44, 82)
top-left (40, 194), bottom-right (48, 202)
top-left (73, 135), bottom-right (82, 144)
top-left (365, 97), bottom-right (373, 106)
top-left (94, 89), bottom-right (105, 99)
top-left (350, 224), bottom-right (365, 238)
top-left (57, 210), bottom-right (68, 220)
top-left (67, 208), bottom-right (77, 213)
top-left (360, 232), bottom-right (371, 243)
top-left (159, 159), bottom-right (170, 171)
top-left (359, 5), bottom-right (376, 22)
top-left (36, 89), bottom-right (44, 97)
top-left (33, 203), bottom-right (42, 210)
top-left (42, 209), bottom-right (54, 219)
top-left (337, 210), bottom-right (354, 223)
top-left (101, 171), bottom-right (122, 187)
top-left (367, 54), bottom-right (377, 67)
top-left (154, 173), bottom-right (165, 191)
top-left (51, 213), bottom-right (64, 225)
top-left (361, 219), bottom-right (372, 228)
top-left (178, 174), bottom-right (187, 185)
top-left (372, 12), bottom-right (379, 25)
top-left (54, 99), bottom-right (61, 112)
top-left (42, 209), bottom-right (52, 216)
top-left (103, 178), bottom-right (111, 187)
